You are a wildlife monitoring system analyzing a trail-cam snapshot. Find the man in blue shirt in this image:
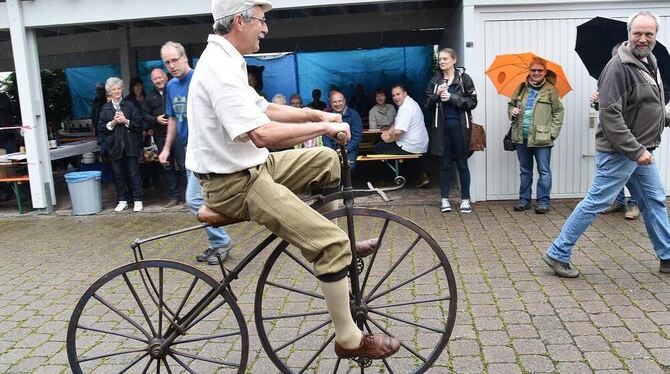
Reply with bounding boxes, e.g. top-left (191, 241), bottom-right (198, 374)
top-left (322, 90), bottom-right (362, 169)
top-left (158, 41), bottom-right (233, 265)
